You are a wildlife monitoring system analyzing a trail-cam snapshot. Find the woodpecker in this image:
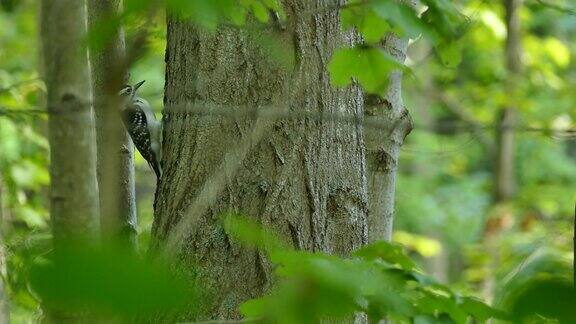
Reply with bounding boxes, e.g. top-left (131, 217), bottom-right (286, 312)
top-left (119, 80), bottom-right (162, 180)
